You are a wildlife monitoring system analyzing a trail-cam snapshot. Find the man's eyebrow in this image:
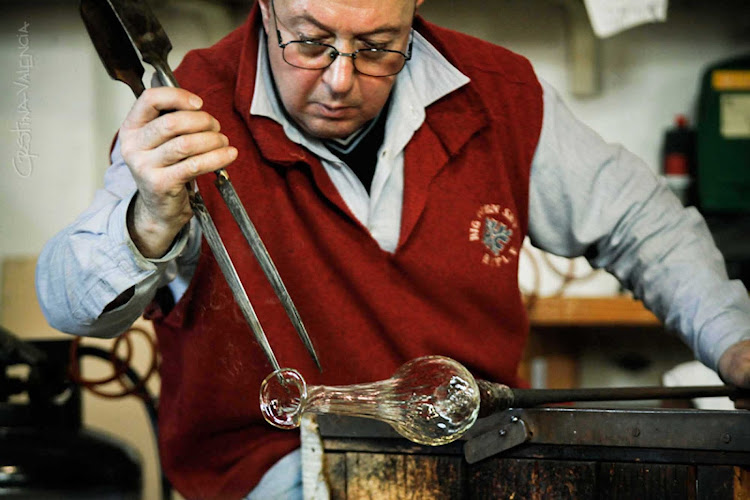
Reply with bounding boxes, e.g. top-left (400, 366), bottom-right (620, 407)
top-left (289, 13), bottom-right (403, 37)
